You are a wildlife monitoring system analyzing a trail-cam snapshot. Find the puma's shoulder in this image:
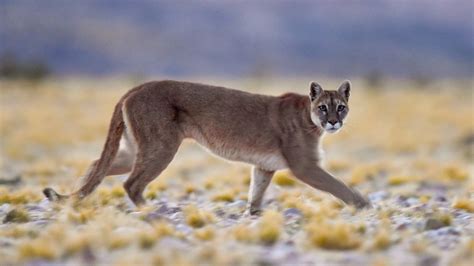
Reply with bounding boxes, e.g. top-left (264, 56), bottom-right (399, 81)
top-left (277, 92), bottom-right (309, 109)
